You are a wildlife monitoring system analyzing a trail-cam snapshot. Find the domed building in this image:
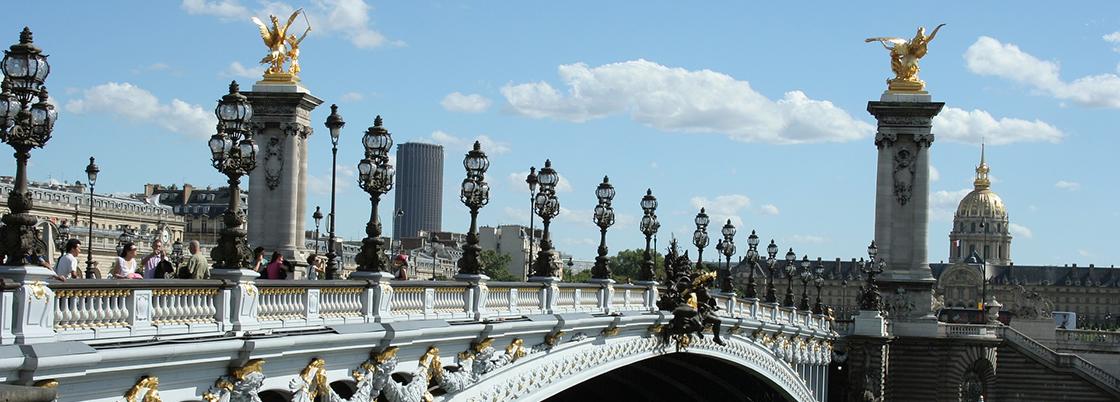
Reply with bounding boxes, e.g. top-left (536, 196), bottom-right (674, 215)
top-left (949, 145), bottom-right (1011, 265)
